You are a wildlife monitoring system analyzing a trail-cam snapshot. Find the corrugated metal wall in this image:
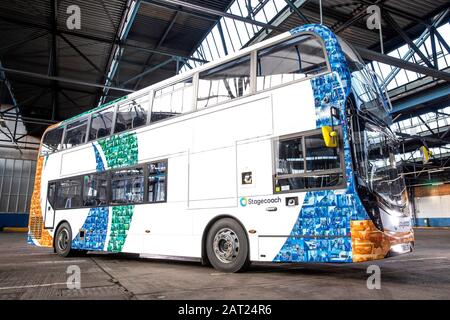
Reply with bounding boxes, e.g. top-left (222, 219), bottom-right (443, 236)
top-left (0, 158), bottom-right (36, 214)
